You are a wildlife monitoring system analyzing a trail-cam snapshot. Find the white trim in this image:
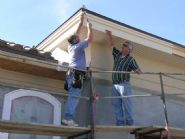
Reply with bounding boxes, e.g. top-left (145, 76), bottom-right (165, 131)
top-left (1, 89), bottom-right (61, 139)
top-left (44, 24), bottom-right (78, 52)
top-left (37, 12), bottom-right (81, 51)
top-left (88, 15), bottom-right (173, 54)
